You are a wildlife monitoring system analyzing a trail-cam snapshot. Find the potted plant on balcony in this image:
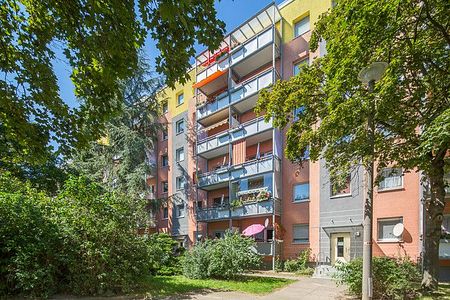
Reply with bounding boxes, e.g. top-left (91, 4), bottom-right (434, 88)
top-left (230, 199), bottom-right (243, 210)
top-left (256, 190), bottom-right (271, 202)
